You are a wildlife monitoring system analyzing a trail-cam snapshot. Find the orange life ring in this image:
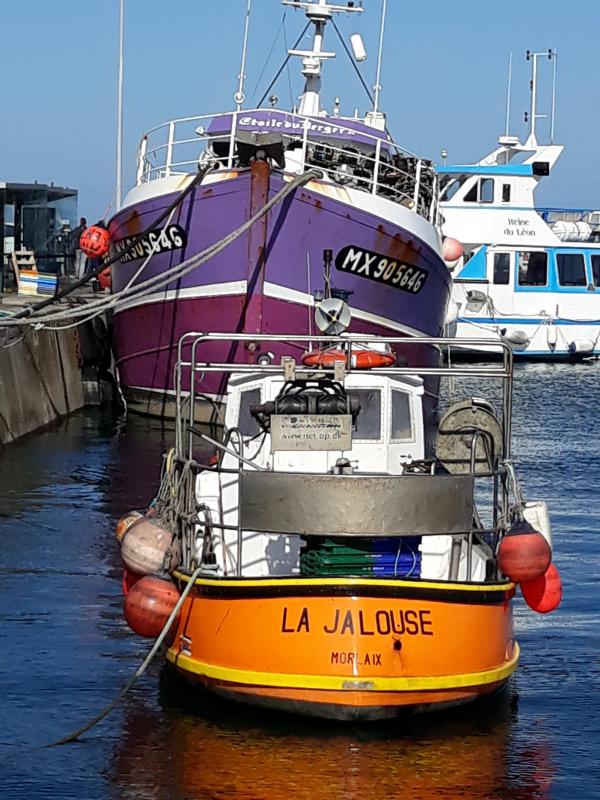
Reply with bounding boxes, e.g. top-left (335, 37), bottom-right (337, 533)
top-left (301, 348), bottom-right (396, 369)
